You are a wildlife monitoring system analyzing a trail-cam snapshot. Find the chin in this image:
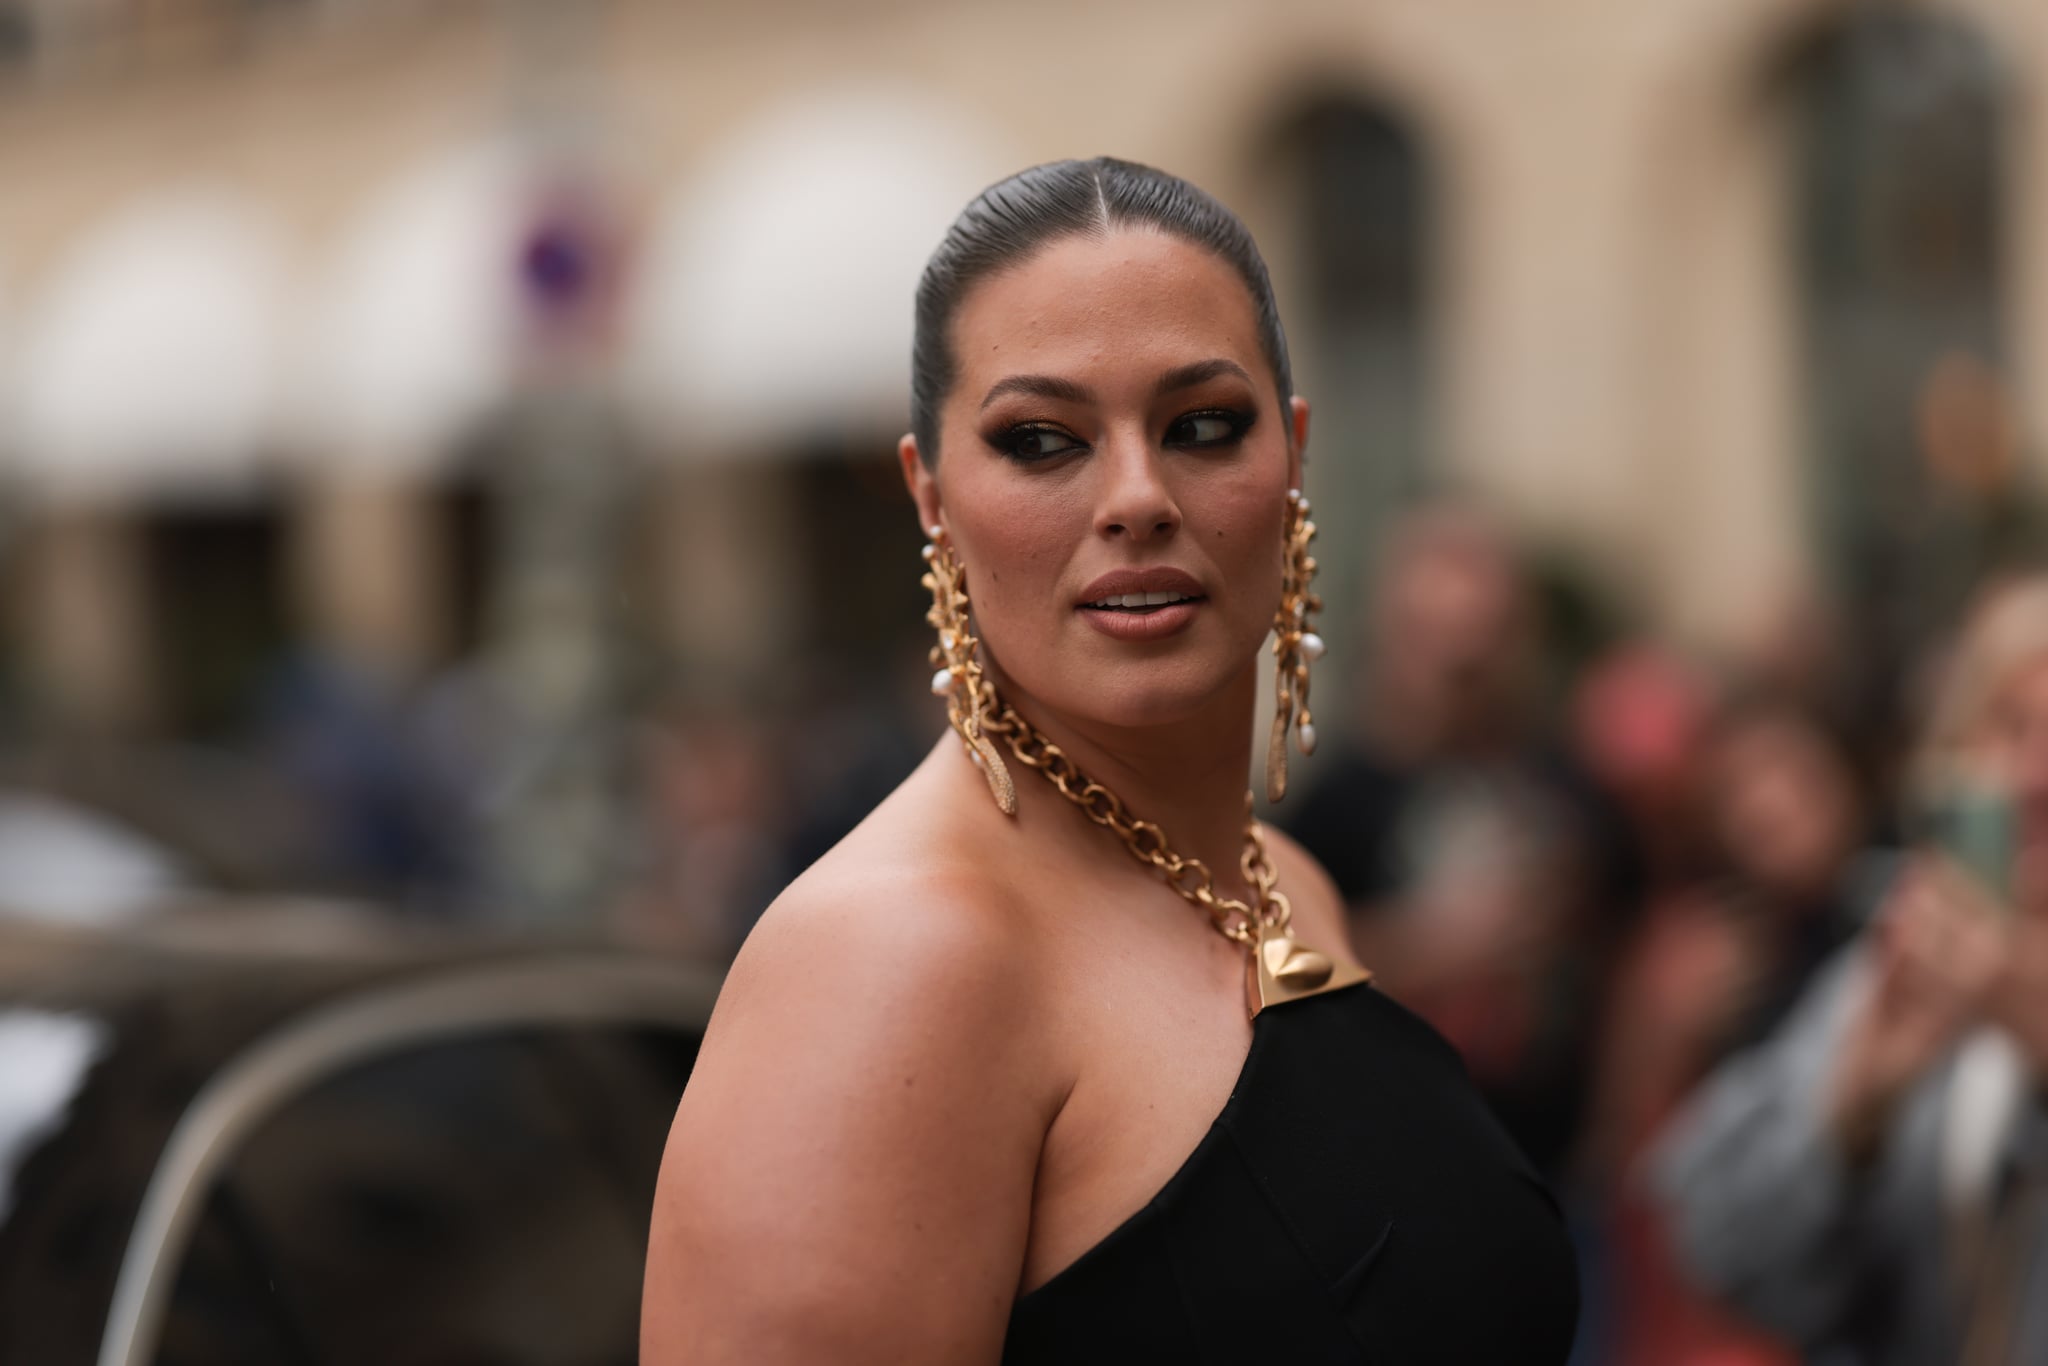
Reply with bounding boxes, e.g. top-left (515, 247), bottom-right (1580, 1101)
top-left (1044, 652), bottom-right (1254, 732)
